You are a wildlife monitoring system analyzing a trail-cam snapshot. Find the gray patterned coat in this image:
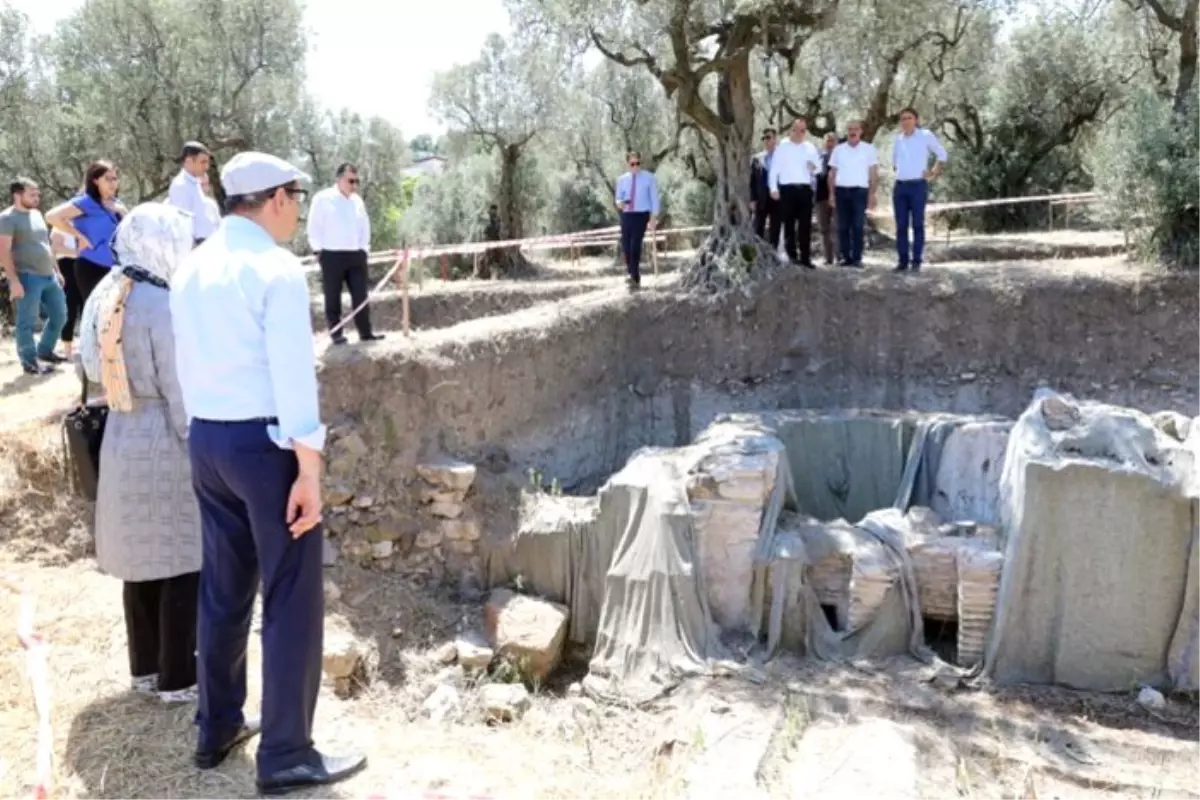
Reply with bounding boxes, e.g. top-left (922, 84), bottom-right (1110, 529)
top-left (93, 282), bottom-right (201, 582)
